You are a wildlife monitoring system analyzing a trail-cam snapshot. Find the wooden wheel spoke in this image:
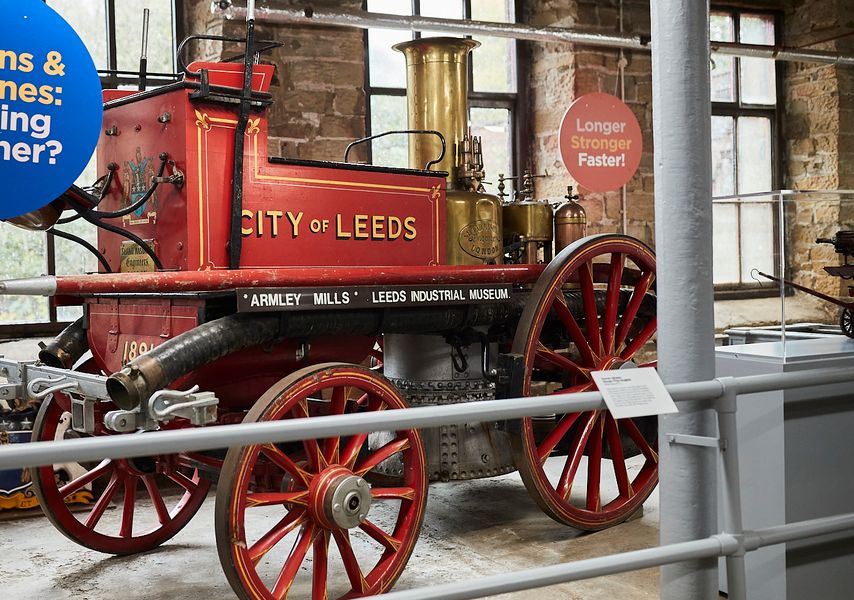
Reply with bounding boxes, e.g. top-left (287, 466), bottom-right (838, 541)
top-left (177, 451), bottom-right (223, 471)
top-left (360, 519), bottom-right (402, 552)
top-left (341, 432), bottom-right (370, 470)
top-left (119, 475), bottom-right (137, 538)
top-left (142, 475), bottom-right (170, 525)
top-left (614, 270), bottom-right (655, 351)
top-left (295, 400), bottom-right (325, 471)
top-left (166, 470), bottom-right (199, 494)
top-left (620, 317), bottom-right (657, 360)
top-left (585, 416), bottom-right (604, 512)
top-left (602, 253), bottom-right (625, 354)
top-left (605, 414), bottom-right (633, 499)
top-left (322, 387), bottom-right (347, 463)
top-left (371, 486), bottom-right (416, 501)
top-left (333, 529), bottom-right (368, 594)
top-left (354, 437), bottom-right (410, 477)
top-left (261, 444), bottom-right (311, 486)
top-left (312, 530), bottom-right (330, 599)
top-left (535, 343), bottom-right (589, 379)
top-left (579, 261), bottom-right (604, 356)
top-left (557, 411), bottom-right (598, 499)
top-left (245, 491), bottom-right (309, 508)
top-left (537, 412), bottom-right (583, 462)
top-left (247, 508), bottom-right (307, 565)
top-left (84, 470), bottom-right (120, 529)
top-left (58, 458), bottom-right (112, 498)
top-left (622, 418), bottom-right (659, 463)
top-left (271, 522), bottom-right (316, 600)
top-left (553, 292), bottom-right (597, 365)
